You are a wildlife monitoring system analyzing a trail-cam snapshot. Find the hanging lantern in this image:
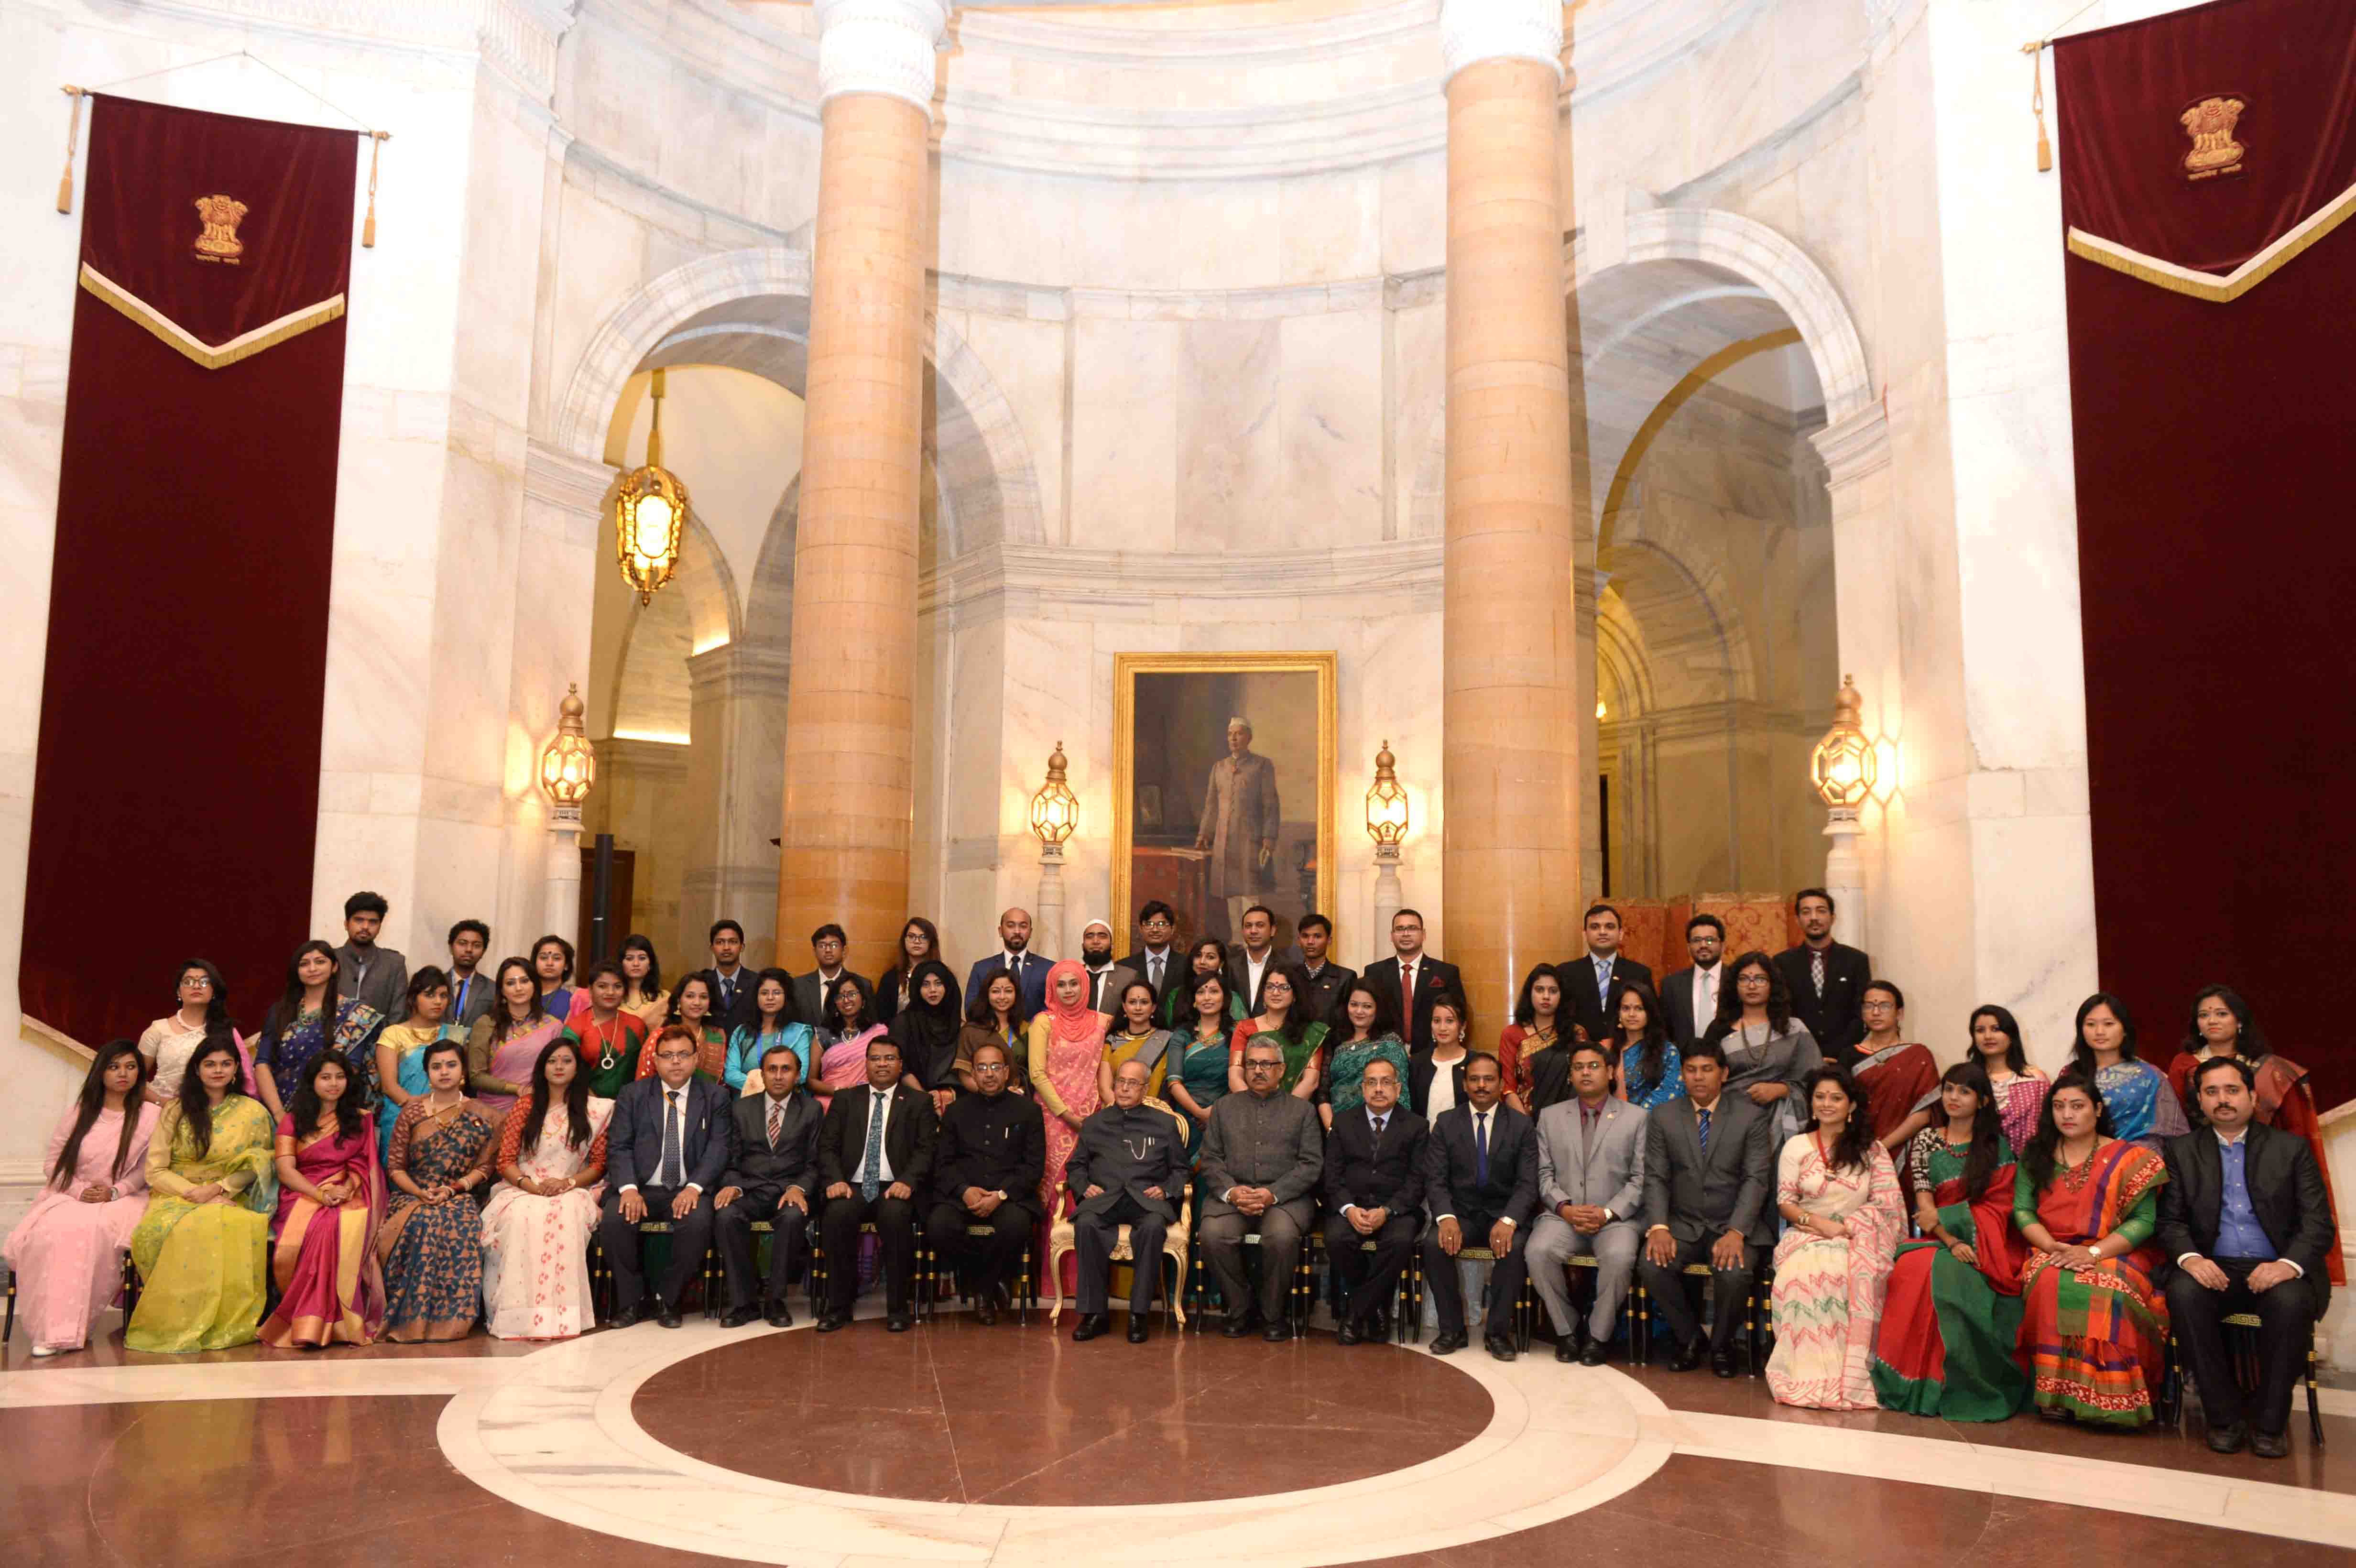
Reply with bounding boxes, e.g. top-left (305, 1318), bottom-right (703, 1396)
top-left (1810, 675), bottom-right (1877, 810)
top-left (1365, 739), bottom-right (1409, 847)
top-left (614, 367), bottom-right (688, 606)
top-left (1029, 741), bottom-right (1078, 848)
top-left (539, 684), bottom-right (597, 810)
